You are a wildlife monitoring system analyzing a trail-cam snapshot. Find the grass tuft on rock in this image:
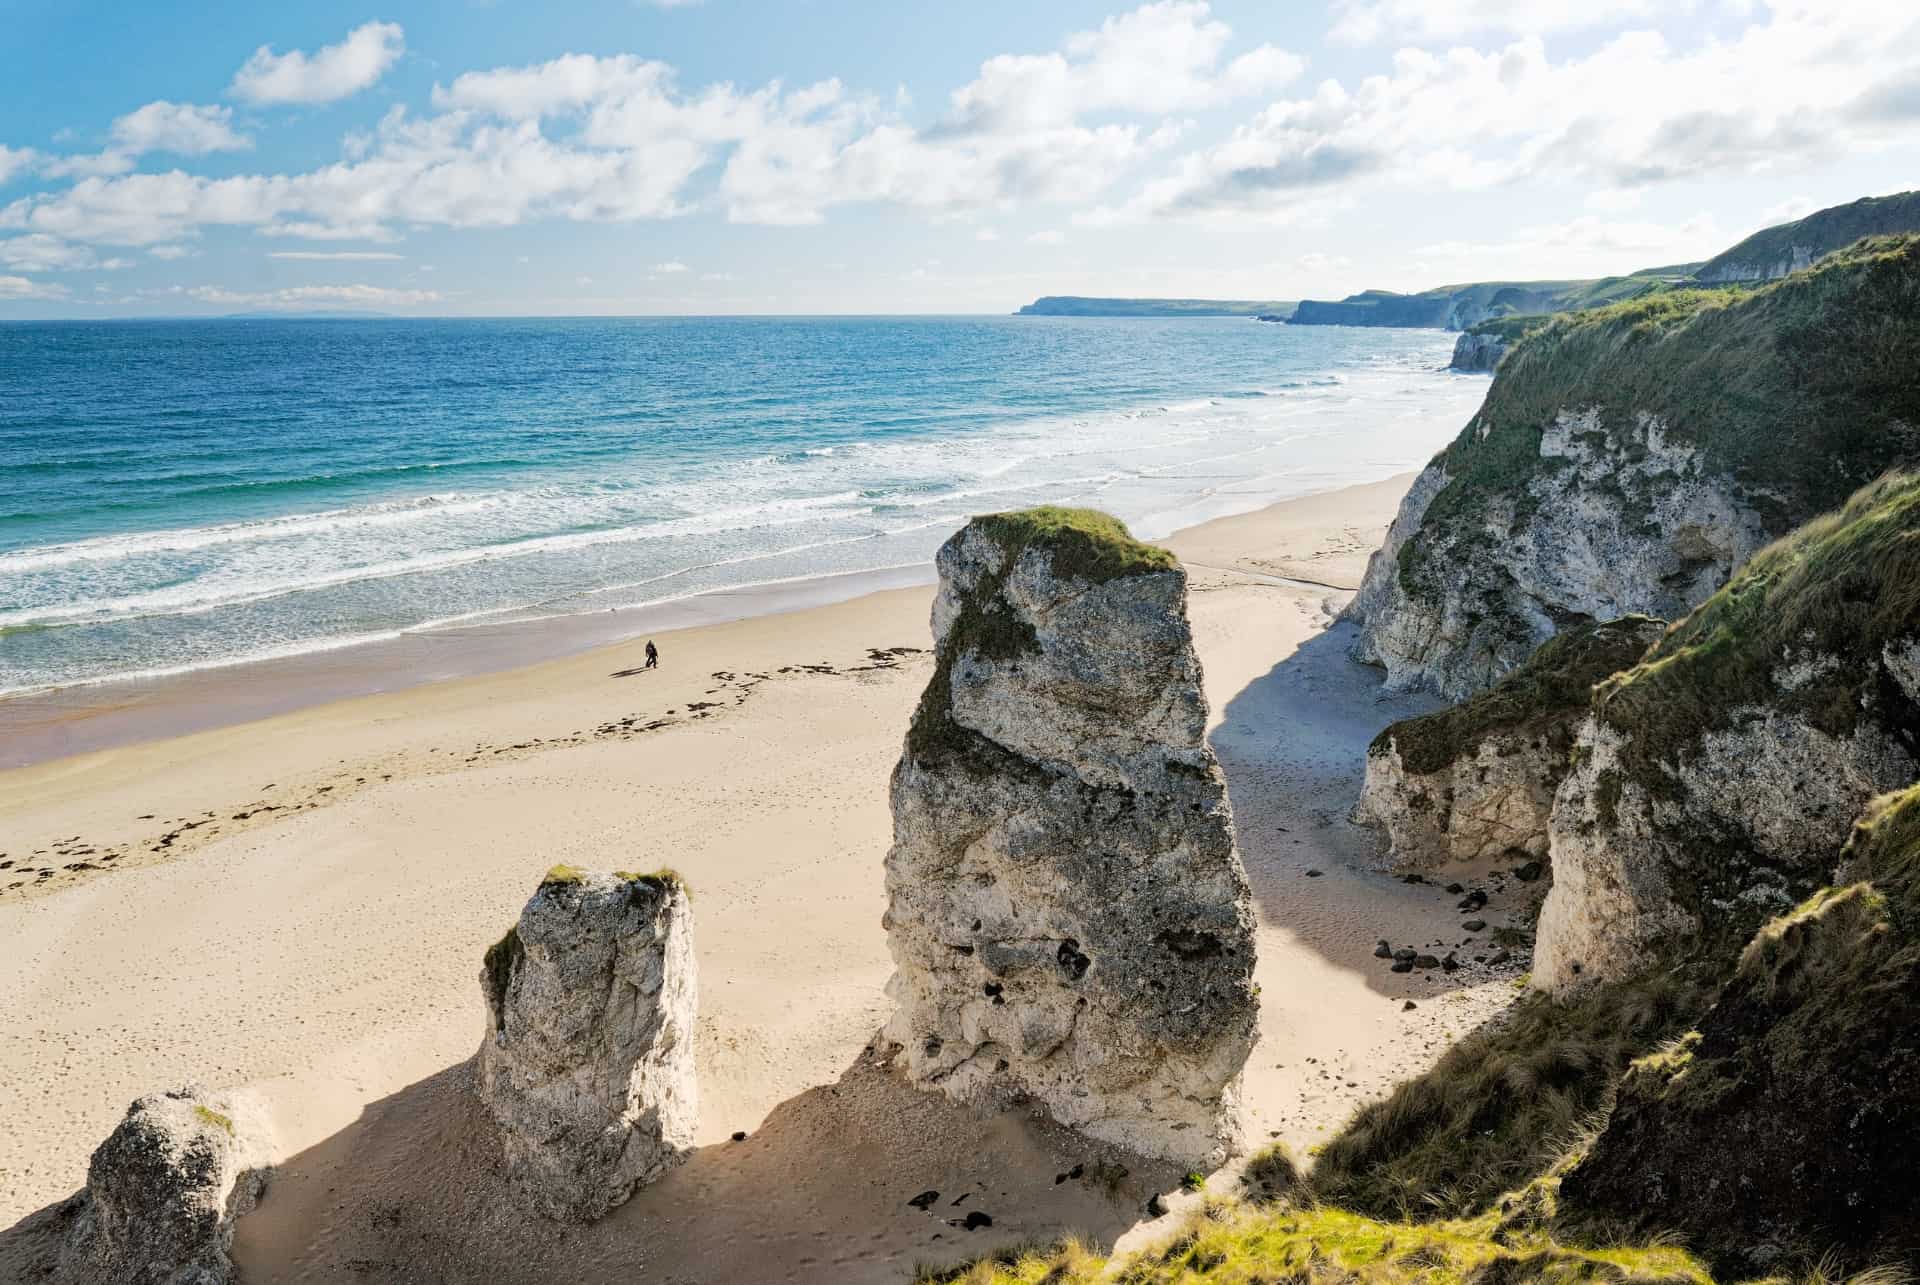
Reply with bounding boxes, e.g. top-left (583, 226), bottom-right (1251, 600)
top-left (970, 506), bottom-right (1177, 586)
top-left (541, 863), bottom-right (586, 885)
top-left (615, 866), bottom-right (692, 901)
top-left (1373, 617), bottom-right (1666, 776)
top-left (192, 1104), bottom-right (235, 1136)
